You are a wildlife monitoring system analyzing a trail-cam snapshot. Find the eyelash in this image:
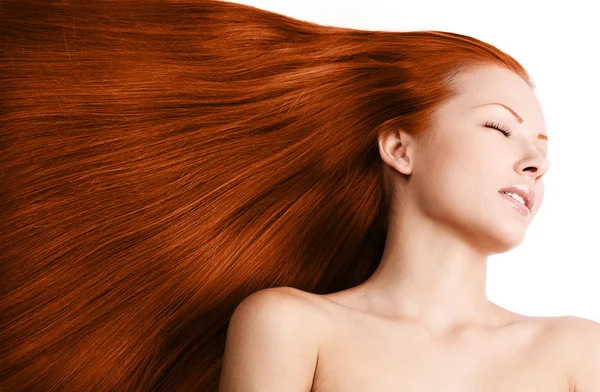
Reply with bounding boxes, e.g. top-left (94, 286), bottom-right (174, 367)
top-left (485, 121), bottom-right (512, 137)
